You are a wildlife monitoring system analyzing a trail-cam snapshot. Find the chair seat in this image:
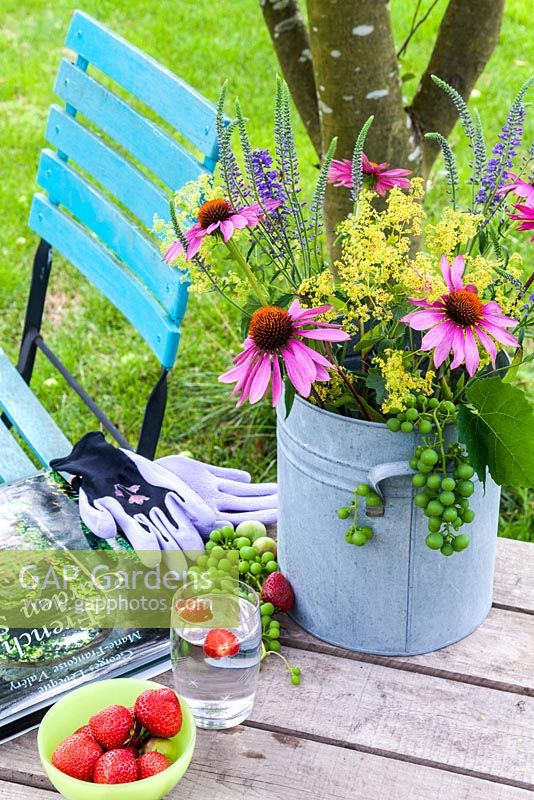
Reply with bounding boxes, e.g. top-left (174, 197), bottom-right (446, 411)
top-left (0, 347), bottom-right (71, 483)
